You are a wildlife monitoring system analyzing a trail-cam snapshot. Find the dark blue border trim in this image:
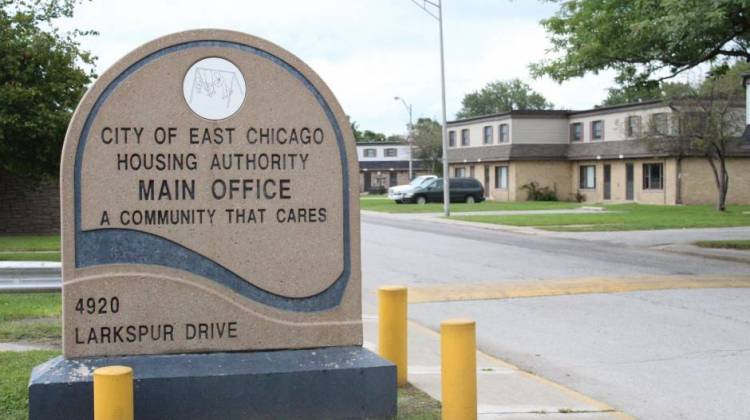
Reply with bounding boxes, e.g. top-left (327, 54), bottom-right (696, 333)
top-left (73, 40), bottom-right (351, 312)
